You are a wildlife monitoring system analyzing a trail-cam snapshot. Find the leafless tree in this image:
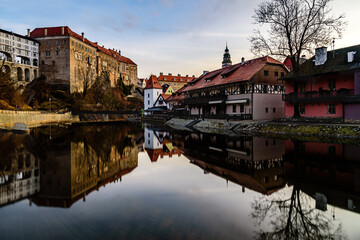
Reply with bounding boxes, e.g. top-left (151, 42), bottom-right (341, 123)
top-left (250, 0), bottom-right (346, 116)
top-left (251, 186), bottom-right (346, 240)
top-left (79, 62), bottom-right (96, 98)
